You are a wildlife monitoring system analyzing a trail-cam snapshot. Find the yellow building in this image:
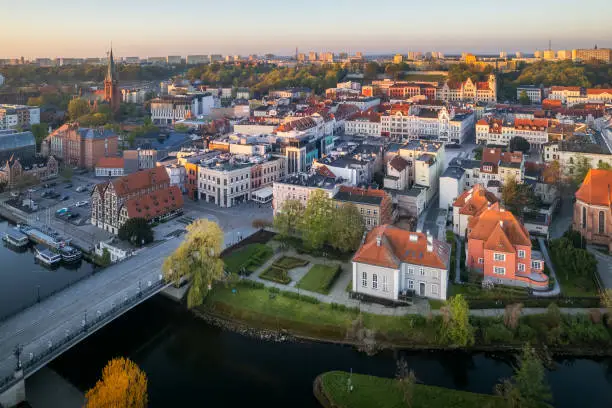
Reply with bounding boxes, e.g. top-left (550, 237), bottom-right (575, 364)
top-left (393, 54), bottom-right (404, 64)
top-left (464, 54), bottom-right (477, 64)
